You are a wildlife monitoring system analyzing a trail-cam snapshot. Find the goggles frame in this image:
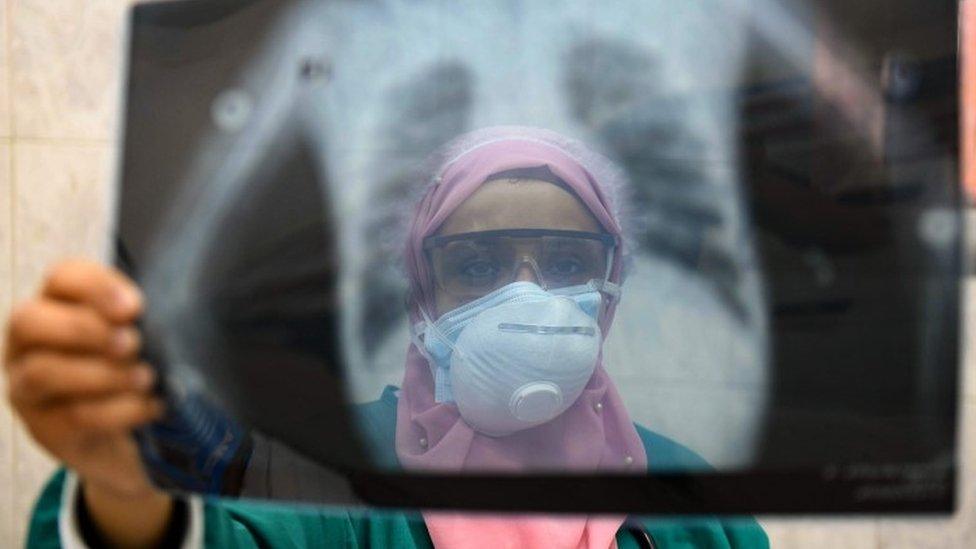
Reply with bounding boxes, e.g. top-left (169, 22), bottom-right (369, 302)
top-left (423, 228), bottom-right (617, 251)
top-left (423, 228), bottom-right (618, 297)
